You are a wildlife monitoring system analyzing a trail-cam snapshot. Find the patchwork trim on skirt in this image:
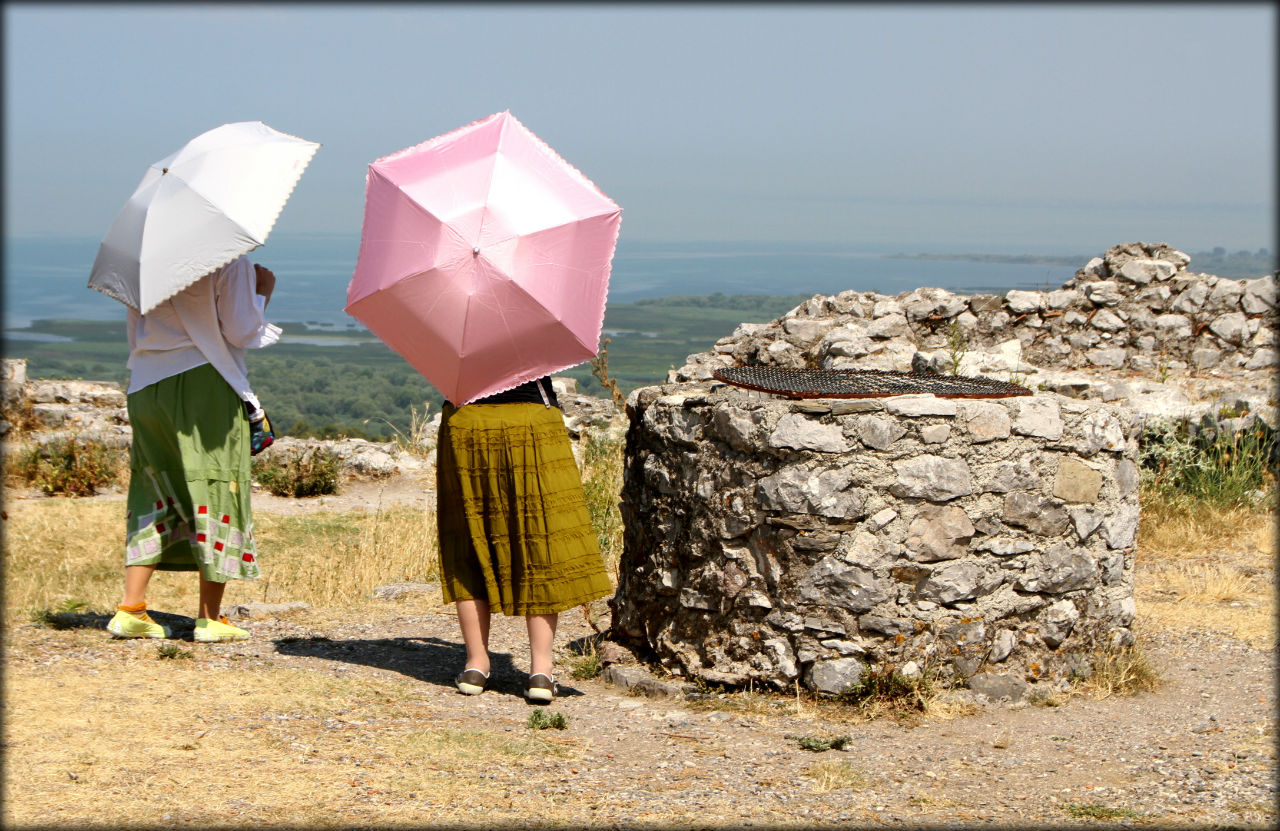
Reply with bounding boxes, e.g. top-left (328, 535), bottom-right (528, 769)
top-left (437, 402), bottom-right (613, 616)
top-left (124, 363), bottom-right (259, 583)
